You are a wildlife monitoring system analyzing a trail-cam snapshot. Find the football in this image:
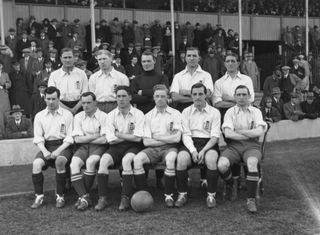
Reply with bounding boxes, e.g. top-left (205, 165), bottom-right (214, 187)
top-left (130, 190), bottom-right (154, 213)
